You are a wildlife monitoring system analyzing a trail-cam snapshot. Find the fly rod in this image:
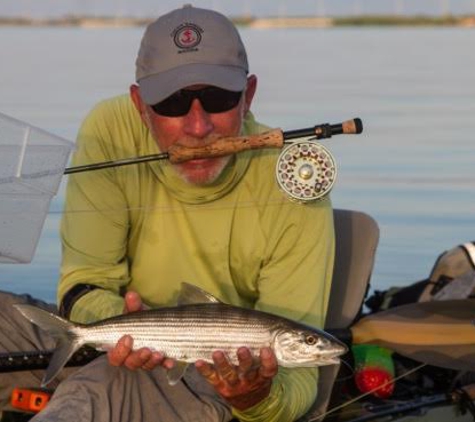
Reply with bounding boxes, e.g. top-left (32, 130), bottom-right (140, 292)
top-left (64, 118), bottom-right (363, 175)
